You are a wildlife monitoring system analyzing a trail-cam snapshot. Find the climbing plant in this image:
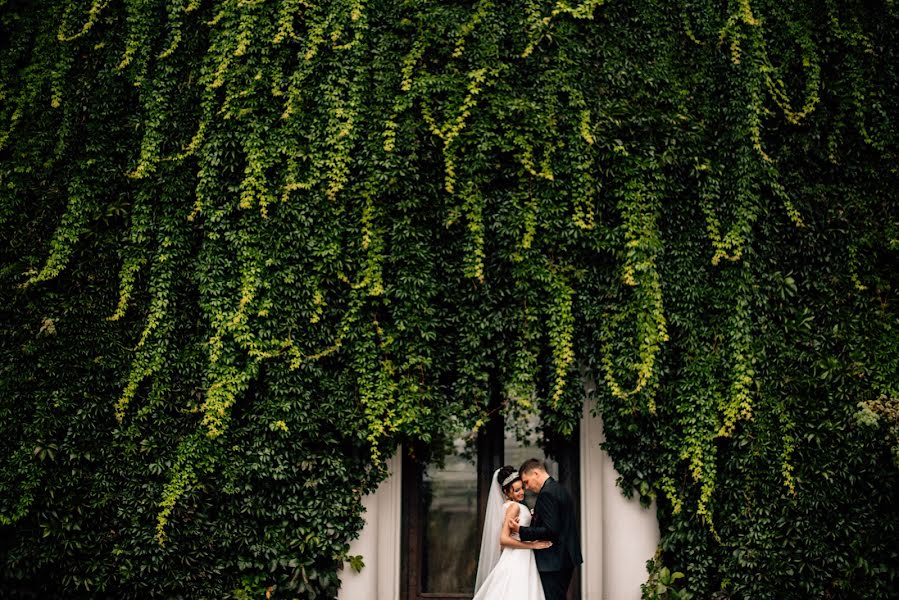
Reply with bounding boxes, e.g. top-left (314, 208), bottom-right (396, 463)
top-left (1, 0), bottom-right (897, 598)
